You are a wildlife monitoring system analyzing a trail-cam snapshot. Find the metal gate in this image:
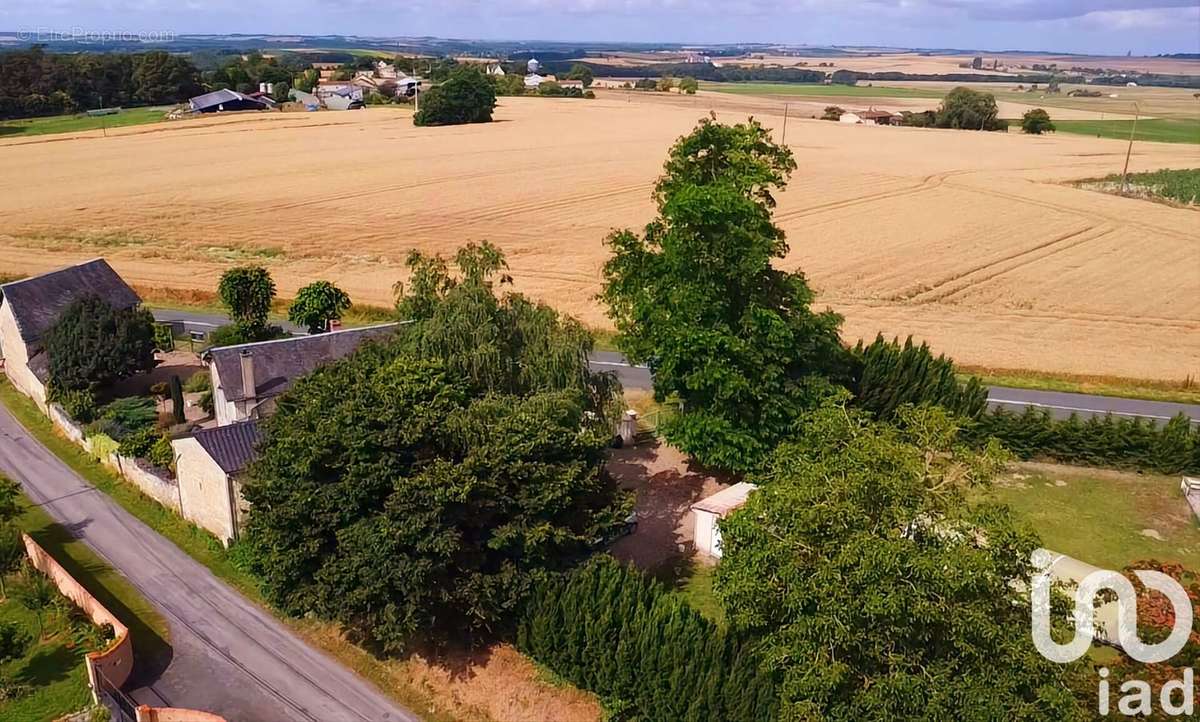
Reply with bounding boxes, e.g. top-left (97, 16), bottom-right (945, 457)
top-left (95, 668), bottom-right (138, 722)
